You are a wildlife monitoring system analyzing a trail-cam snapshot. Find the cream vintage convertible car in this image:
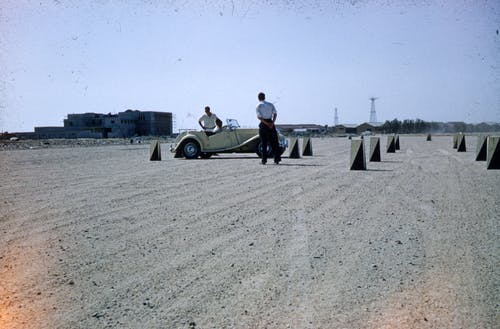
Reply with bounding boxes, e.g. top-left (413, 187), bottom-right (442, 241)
top-left (170, 119), bottom-right (288, 159)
